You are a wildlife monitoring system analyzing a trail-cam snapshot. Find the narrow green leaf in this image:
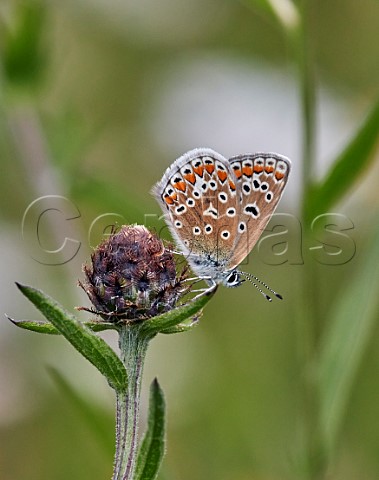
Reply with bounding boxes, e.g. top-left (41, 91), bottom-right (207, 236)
top-left (140, 286), bottom-right (217, 336)
top-left (7, 317), bottom-right (119, 335)
top-left (306, 99), bottom-right (379, 220)
top-left (135, 378), bottom-right (166, 480)
top-left (318, 221), bottom-right (379, 452)
top-left (6, 317), bottom-right (61, 334)
top-left (15, 283), bottom-right (127, 392)
top-left (48, 367), bottom-right (114, 457)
